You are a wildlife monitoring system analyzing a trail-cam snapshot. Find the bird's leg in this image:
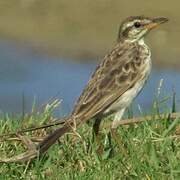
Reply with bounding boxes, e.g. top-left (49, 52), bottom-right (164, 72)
top-left (111, 108), bottom-right (127, 154)
top-left (92, 117), bottom-right (104, 154)
top-left (93, 118), bottom-right (102, 137)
